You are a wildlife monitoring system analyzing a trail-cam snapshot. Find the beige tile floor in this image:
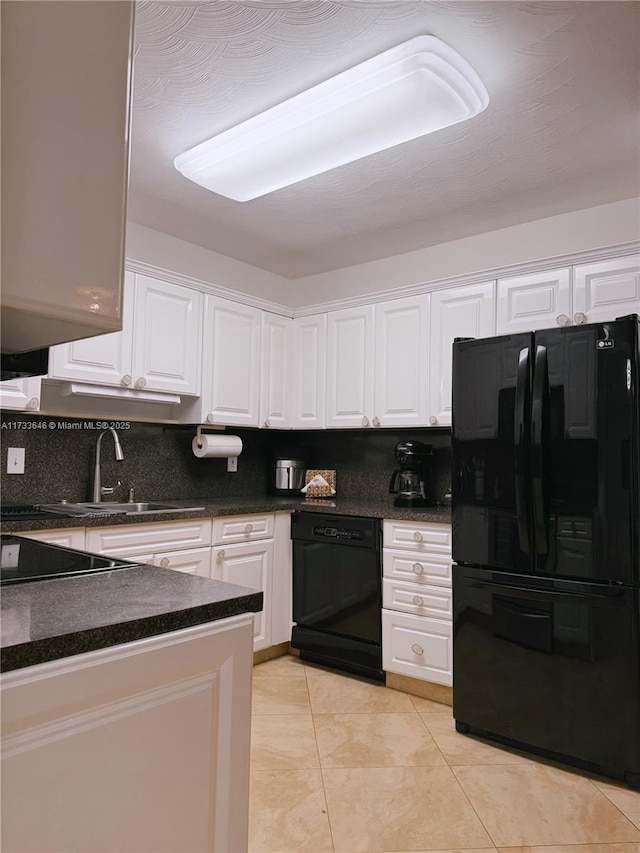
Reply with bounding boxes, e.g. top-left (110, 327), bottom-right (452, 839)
top-left (248, 655), bottom-right (640, 853)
